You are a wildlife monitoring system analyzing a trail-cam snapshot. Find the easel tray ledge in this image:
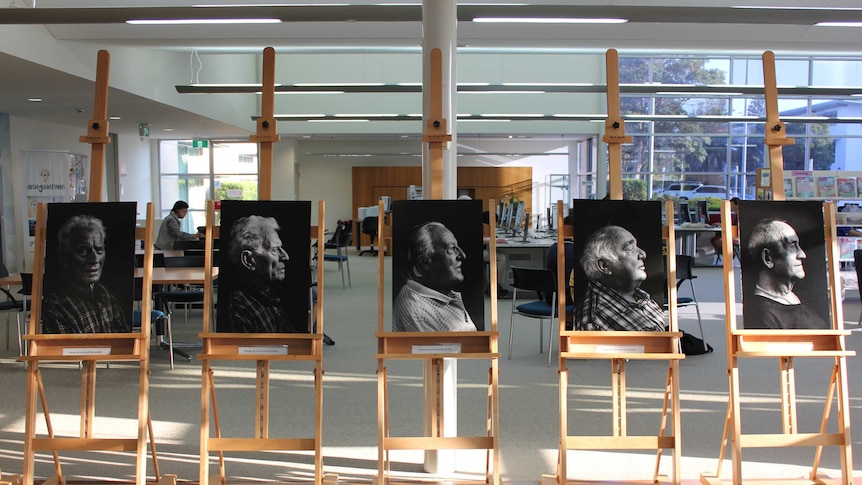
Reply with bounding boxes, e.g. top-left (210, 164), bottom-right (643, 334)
top-left (21, 333), bottom-right (147, 361)
top-left (198, 332), bottom-right (322, 360)
top-left (376, 331), bottom-right (500, 359)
